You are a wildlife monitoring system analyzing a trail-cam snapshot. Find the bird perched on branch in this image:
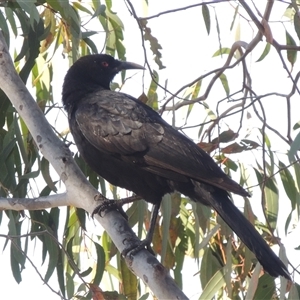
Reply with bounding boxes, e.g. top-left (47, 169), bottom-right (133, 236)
top-left (62, 53), bottom-right (290, 280)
